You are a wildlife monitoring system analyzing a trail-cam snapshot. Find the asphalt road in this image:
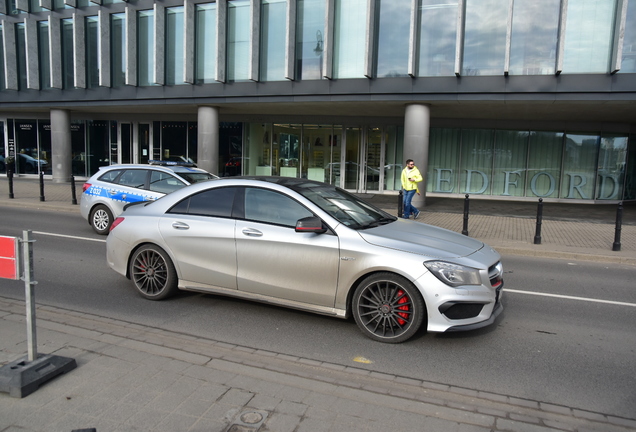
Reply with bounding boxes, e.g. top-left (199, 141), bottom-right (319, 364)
top-left (1, 206), bottom-right (635, 420)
